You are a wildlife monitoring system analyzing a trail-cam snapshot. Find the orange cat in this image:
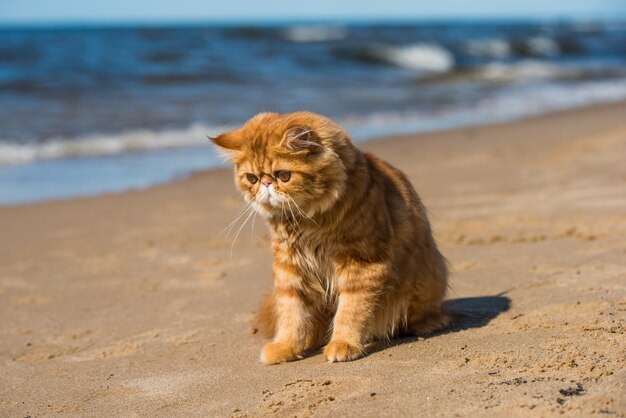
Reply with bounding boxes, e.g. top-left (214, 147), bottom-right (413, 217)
top-left (211, 112), bottom-right (449, 364)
